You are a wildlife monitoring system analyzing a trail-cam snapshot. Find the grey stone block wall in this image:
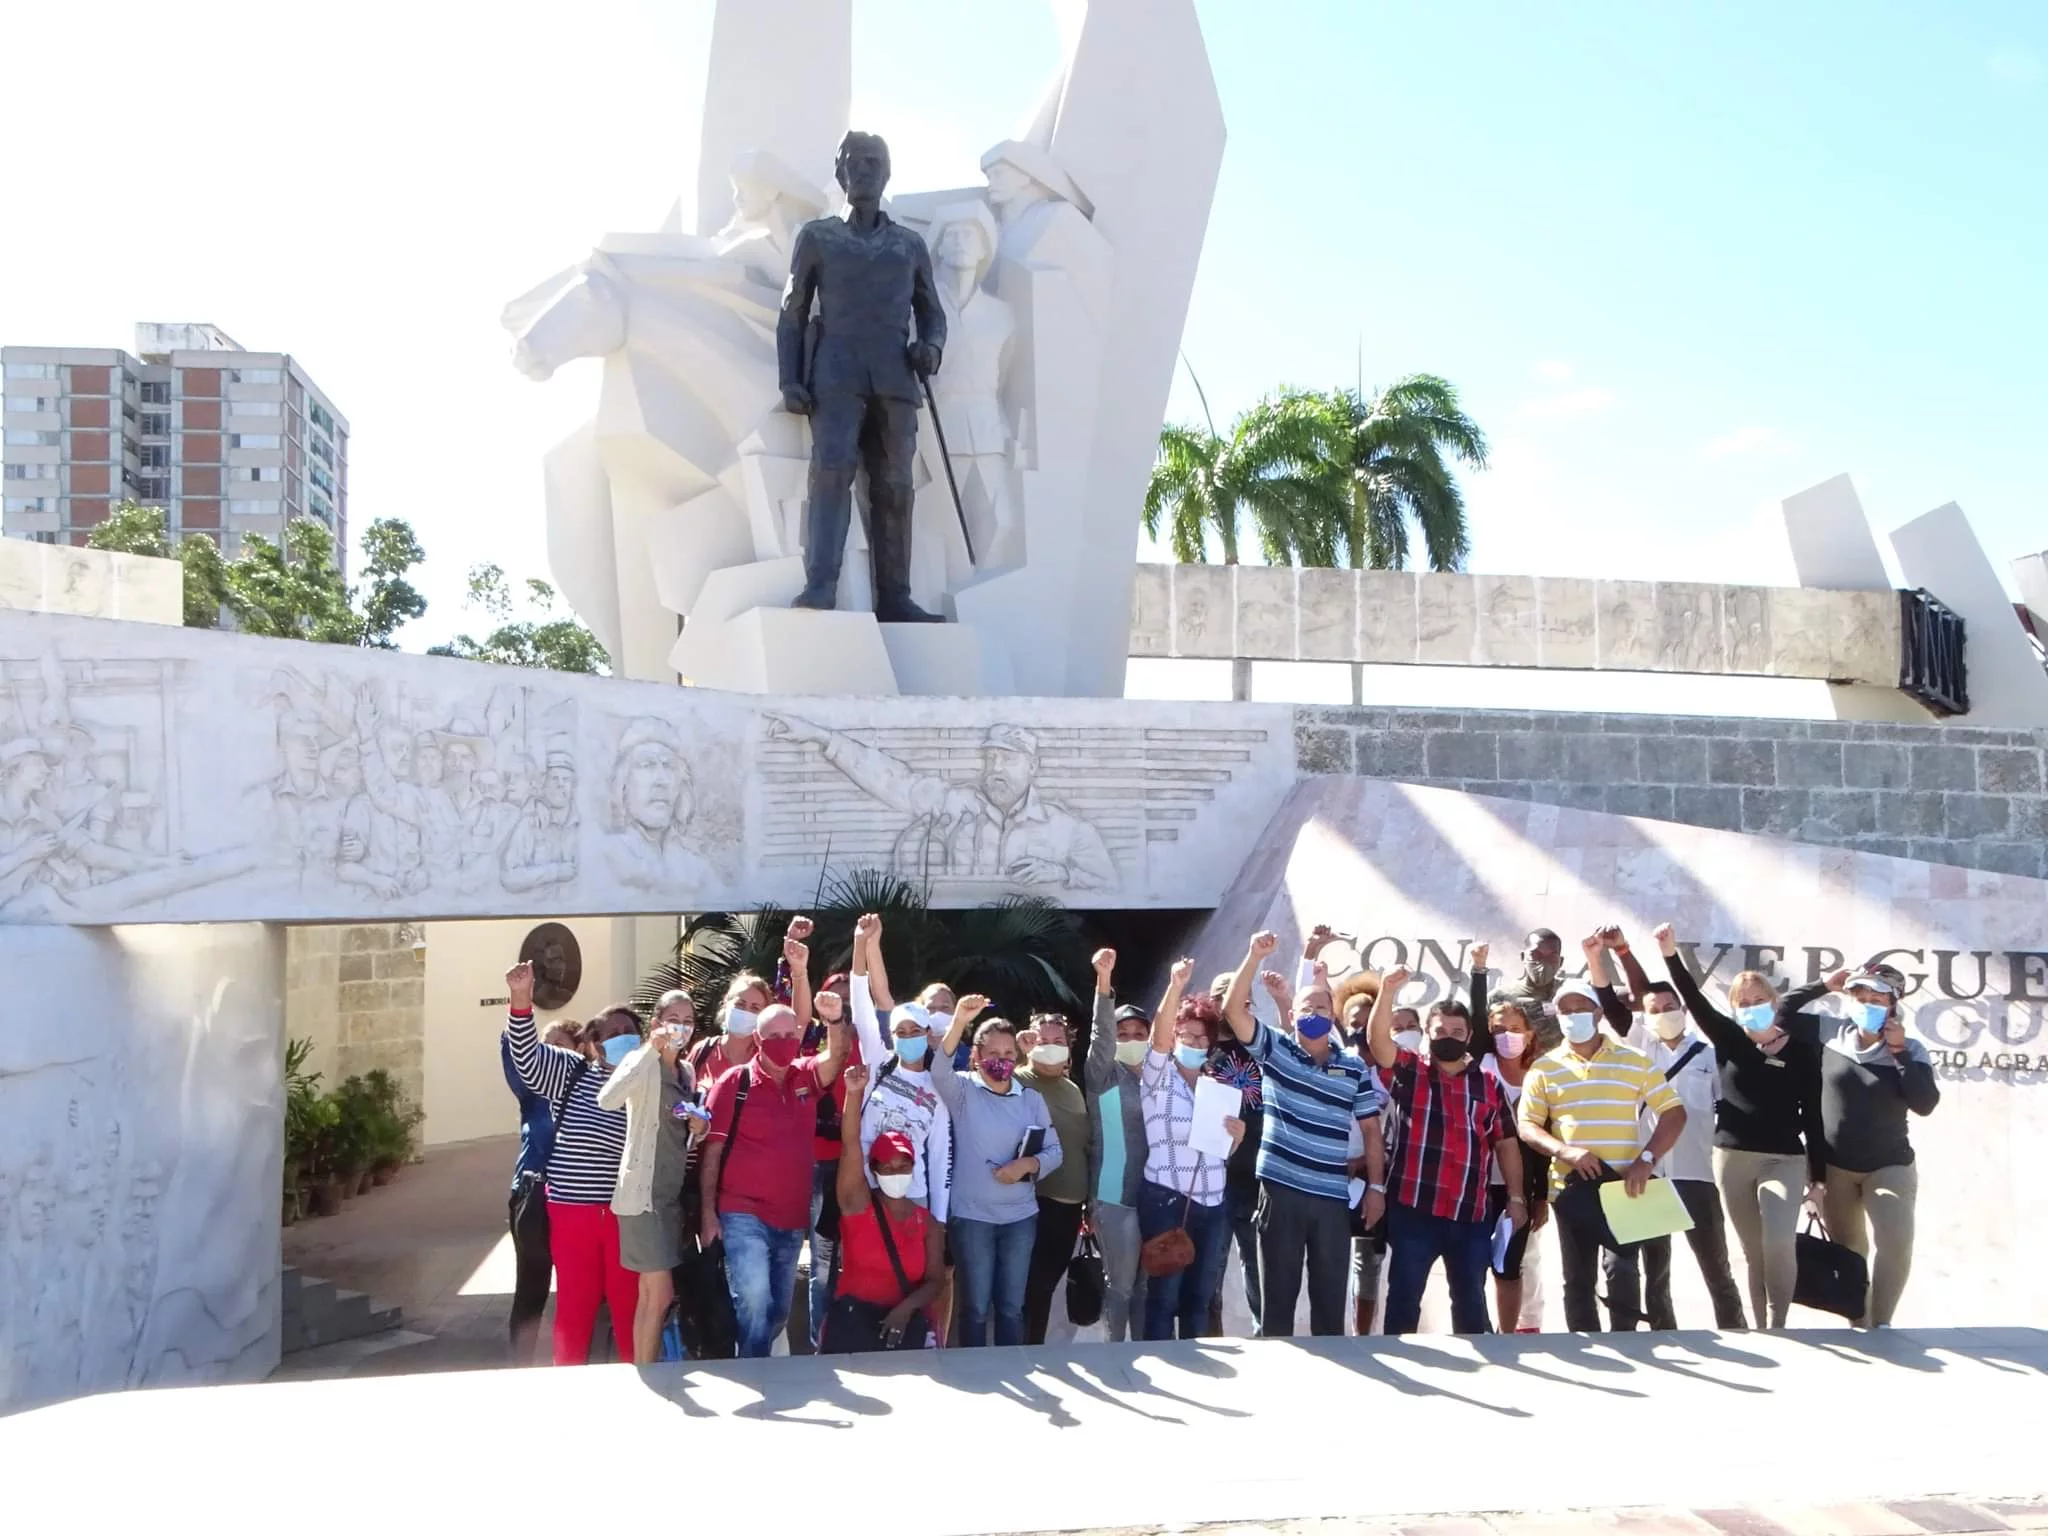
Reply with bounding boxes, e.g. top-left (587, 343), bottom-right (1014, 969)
top-left (1293, 707), bottom-right (2048, 880)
